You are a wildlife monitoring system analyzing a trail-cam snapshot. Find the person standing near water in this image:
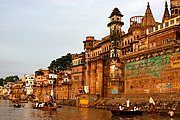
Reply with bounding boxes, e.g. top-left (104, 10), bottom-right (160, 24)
top-left (126, 99), bottom-right (130, 108)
